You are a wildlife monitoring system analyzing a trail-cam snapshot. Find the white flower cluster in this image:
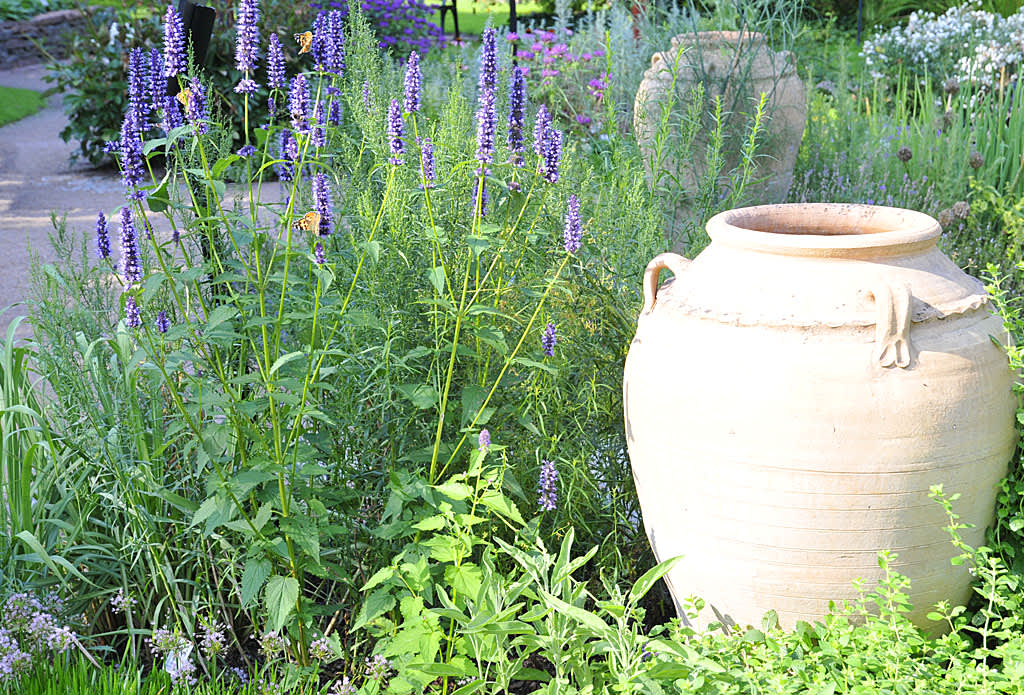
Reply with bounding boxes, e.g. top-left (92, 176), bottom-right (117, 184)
top-left (862, 1), bottom-right (1024, 89)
